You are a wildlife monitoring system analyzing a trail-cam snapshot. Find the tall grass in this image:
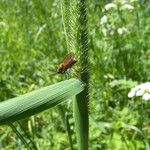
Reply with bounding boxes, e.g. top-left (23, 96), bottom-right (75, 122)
top-left (61, 0), bottom-right (89, 149)
top-left (0, 0), bottom-right (150, 149)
